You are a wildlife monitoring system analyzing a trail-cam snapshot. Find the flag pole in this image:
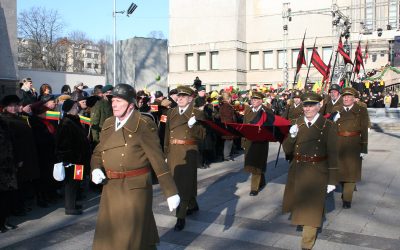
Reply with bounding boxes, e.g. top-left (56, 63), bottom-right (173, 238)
top-left (293, 30), bottom-right (307, 89)
top-left (329, 41), bottom-right (339, 88)
top-left (305, 37), bottom-right (317, 88)
top-left (322, 51), bottom-right (334, 92)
